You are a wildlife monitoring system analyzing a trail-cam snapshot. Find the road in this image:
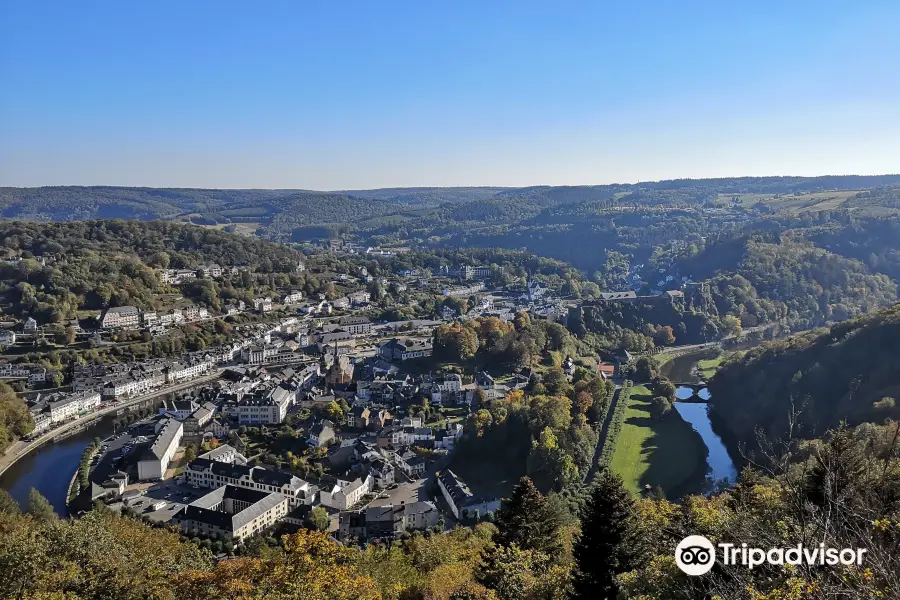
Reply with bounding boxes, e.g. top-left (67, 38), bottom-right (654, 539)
top-left (0, 370), bottom-right (223, 478)
top-left (654, 325), bottom-right (772, 355)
